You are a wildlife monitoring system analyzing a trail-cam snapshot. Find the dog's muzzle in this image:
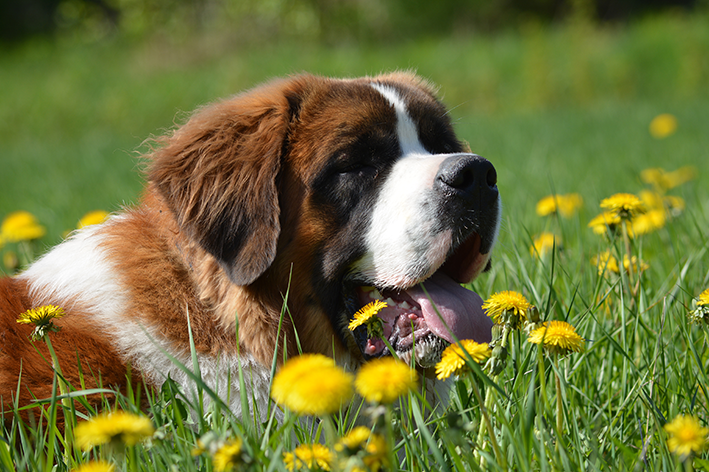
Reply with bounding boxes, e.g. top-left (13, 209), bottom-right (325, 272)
top-left (434, 154), bottom-right (499, 255)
